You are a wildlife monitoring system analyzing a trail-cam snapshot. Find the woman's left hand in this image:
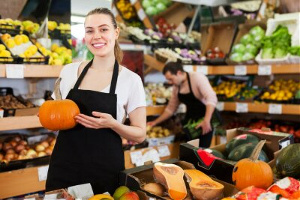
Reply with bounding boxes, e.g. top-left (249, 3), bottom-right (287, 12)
top-left (75, 111), bottom-right (117, 129)
top-left (195, 119), bottom-right (212, 135)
